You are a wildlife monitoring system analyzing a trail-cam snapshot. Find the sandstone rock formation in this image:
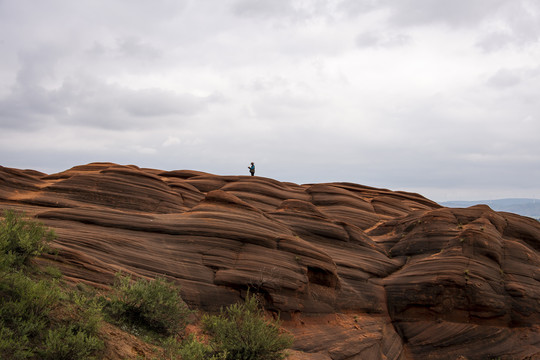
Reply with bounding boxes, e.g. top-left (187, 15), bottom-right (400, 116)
top-left (1, 162), bottom-right (539, 359)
